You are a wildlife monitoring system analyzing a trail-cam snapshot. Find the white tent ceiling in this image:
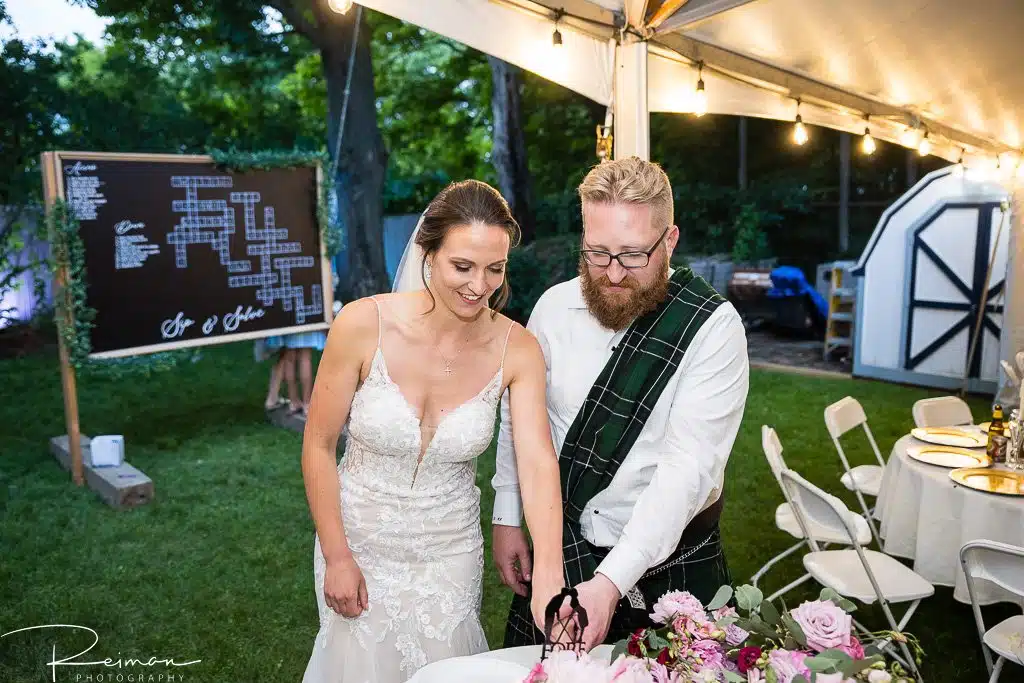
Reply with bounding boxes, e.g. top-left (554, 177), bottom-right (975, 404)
top-left (359, 0), bottom-right (1024, 168)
